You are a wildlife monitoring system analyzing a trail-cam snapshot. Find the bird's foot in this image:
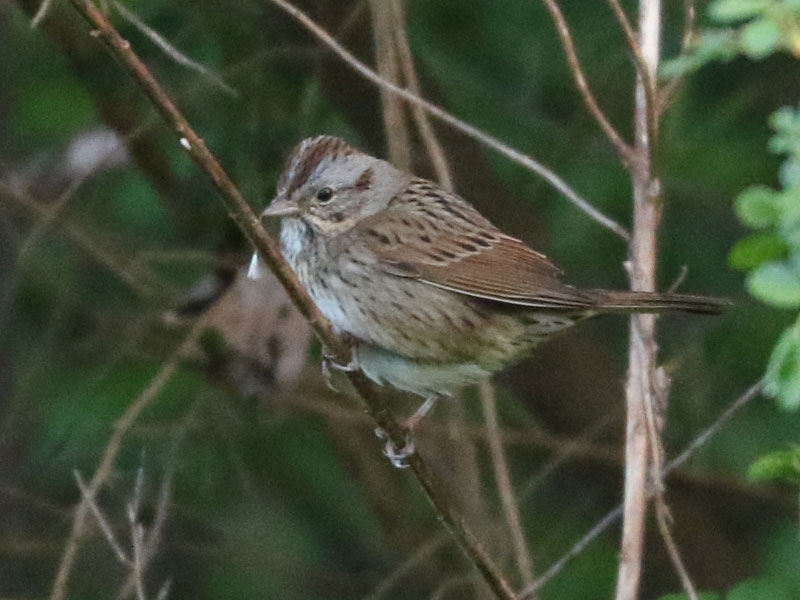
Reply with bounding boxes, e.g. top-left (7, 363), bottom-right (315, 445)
top-left (374, 427), bottom-right (415, 469)
top-left (321, 345), bottom-right (359, 393)
top-left (373, 394), bottom-right (444, 468)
